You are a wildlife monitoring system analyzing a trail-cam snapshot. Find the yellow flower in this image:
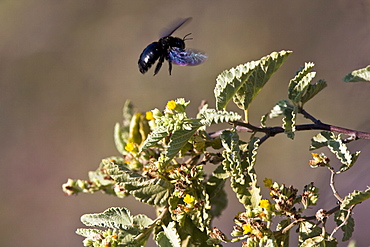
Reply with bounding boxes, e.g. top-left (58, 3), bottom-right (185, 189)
top-left (259, 199), bottom-right (270, 209)
top-left (242, 224), bottom-right (252, 234)
top-left (145, 111), bottom-right (155, 120)
top-left (263, 178), bottom-right (273, 188)
top-left (183, 194), bottom-right (195, 205)
top-left (125, 142), bottom-right (135, 152)
top-left (167, 100), bottom-right (177, 110)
